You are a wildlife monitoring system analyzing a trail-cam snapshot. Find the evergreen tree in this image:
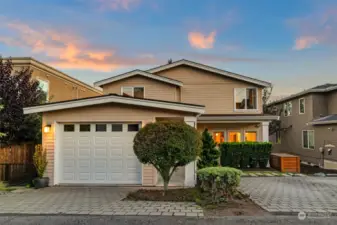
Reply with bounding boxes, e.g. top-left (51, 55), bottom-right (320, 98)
top-left (197, 129), bottom-right (220, 169)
